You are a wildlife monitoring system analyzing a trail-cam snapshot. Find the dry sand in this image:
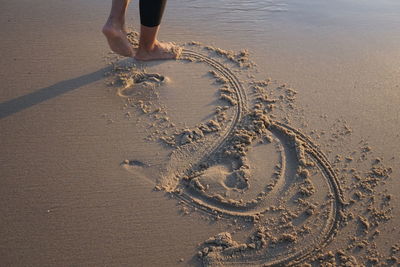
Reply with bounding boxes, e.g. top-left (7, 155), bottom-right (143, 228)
top-left (1, 0), bottom-right (400, 266)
